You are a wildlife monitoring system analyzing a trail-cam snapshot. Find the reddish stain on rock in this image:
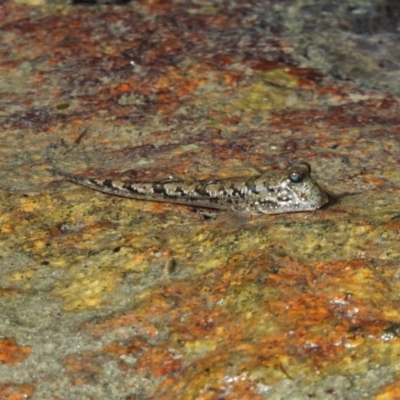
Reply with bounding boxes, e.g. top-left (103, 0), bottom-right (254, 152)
top-left (0, 338), bottom-right (31, 365)
top-left (0, 382), bottom-right (35, 400)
